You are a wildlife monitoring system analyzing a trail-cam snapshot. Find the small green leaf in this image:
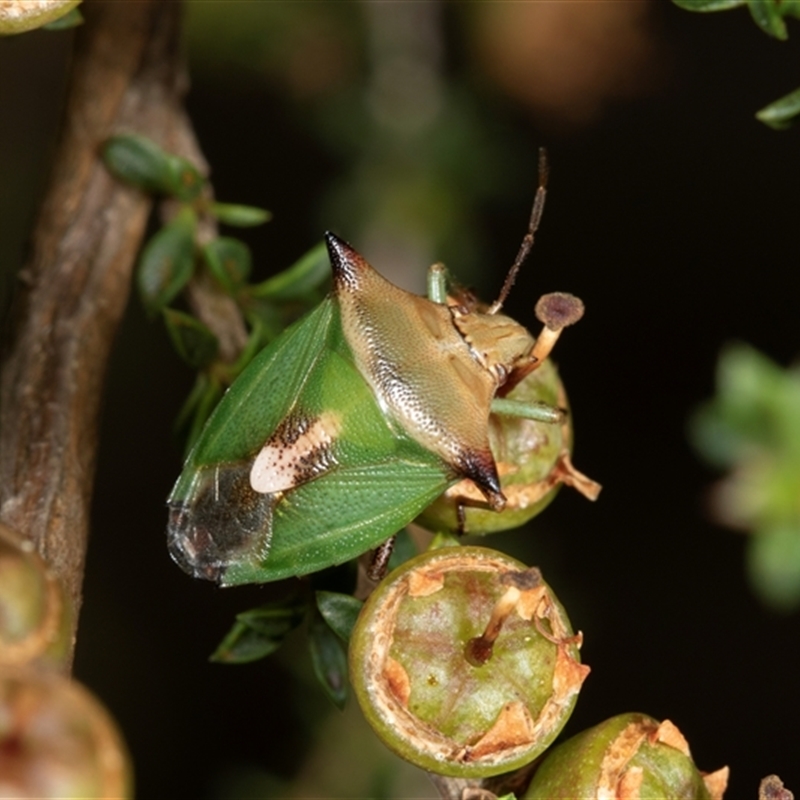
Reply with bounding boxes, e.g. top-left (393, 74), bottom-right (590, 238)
top-left (672, 0), bottom-right (746, 10)
top-left (210, 620), bottom-right (285, 664)
top-left (747, 525), bottom-right (800, 611)
top-left (315, 591), bottom-right (363, 642)
top-left (309, 611), bottom-right (348, 709)
top-left (103, 135), bottom-right (176, 195)
top-left (249, 241), bottom-right (330, 301)
top-left (102, 135), bottom-right (204, 199)
top-left (211, 202), bottom-right (272, 227)
top-left (781, 0), bottom-right (800, 19)
top-left (137, 208), bottom-right (197, 314)
top-left (236, 600), bottom-right (307, 638)
top-left (42, 7), bottom-right (83, 29)
top-left (211, 598), bottom-right (307, 664)
top-left (163, 309), bottom-right (218, 370)
top-left (165, 155), bottom-right (205, 201)
top-left (689, 343), bottom-right (800, 467)
top-left (746, 0), bottom-right (788, 38)
top-left (756, 86), bottom-right (800, 129)
top-left (203, 237), bottom-right (252, 292)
